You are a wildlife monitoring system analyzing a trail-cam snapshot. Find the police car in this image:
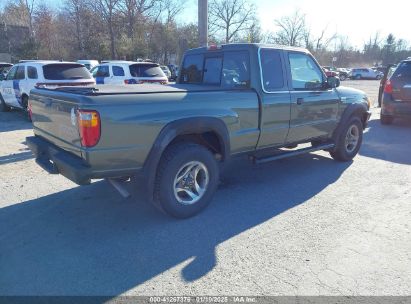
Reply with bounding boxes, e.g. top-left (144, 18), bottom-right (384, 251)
top-left (90, 61), bottom-right (168, 85)
top-left (0, 61), bottom-right (95, 115)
